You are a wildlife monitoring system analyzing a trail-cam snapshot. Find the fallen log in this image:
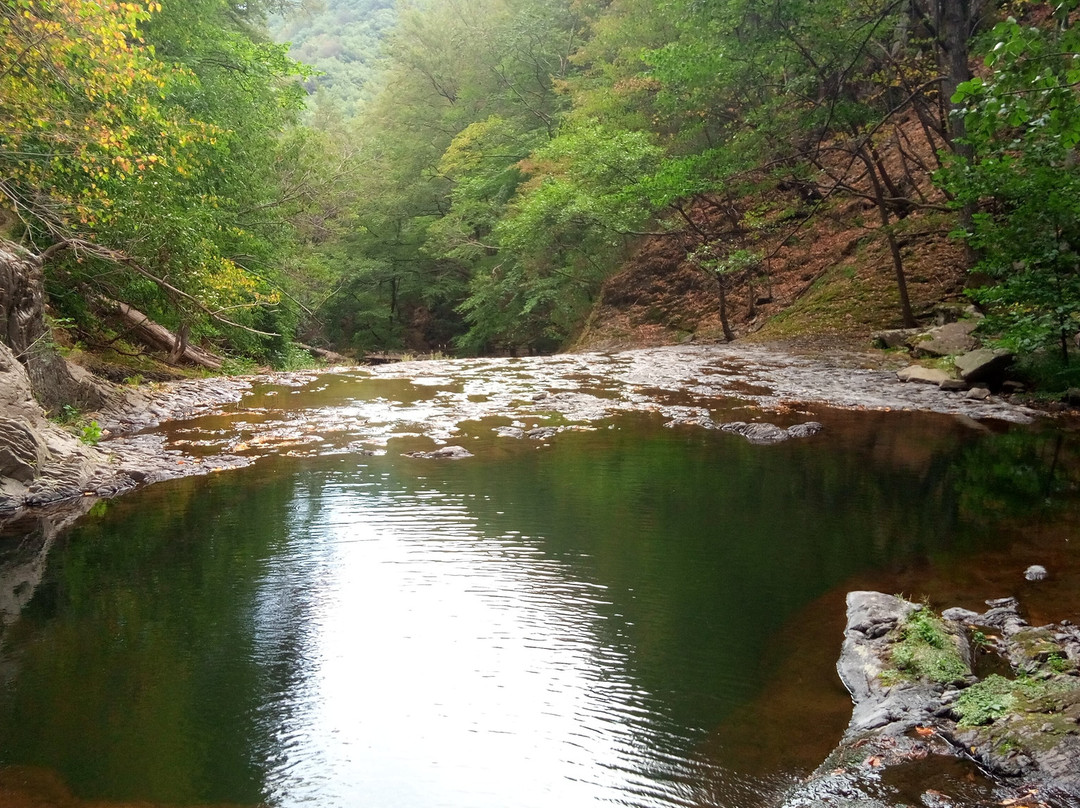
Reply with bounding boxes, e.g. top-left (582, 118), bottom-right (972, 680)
top-left (98, 298), bottom-right (223, 370)
top-left (295, 342), bottom-right (352, 365)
